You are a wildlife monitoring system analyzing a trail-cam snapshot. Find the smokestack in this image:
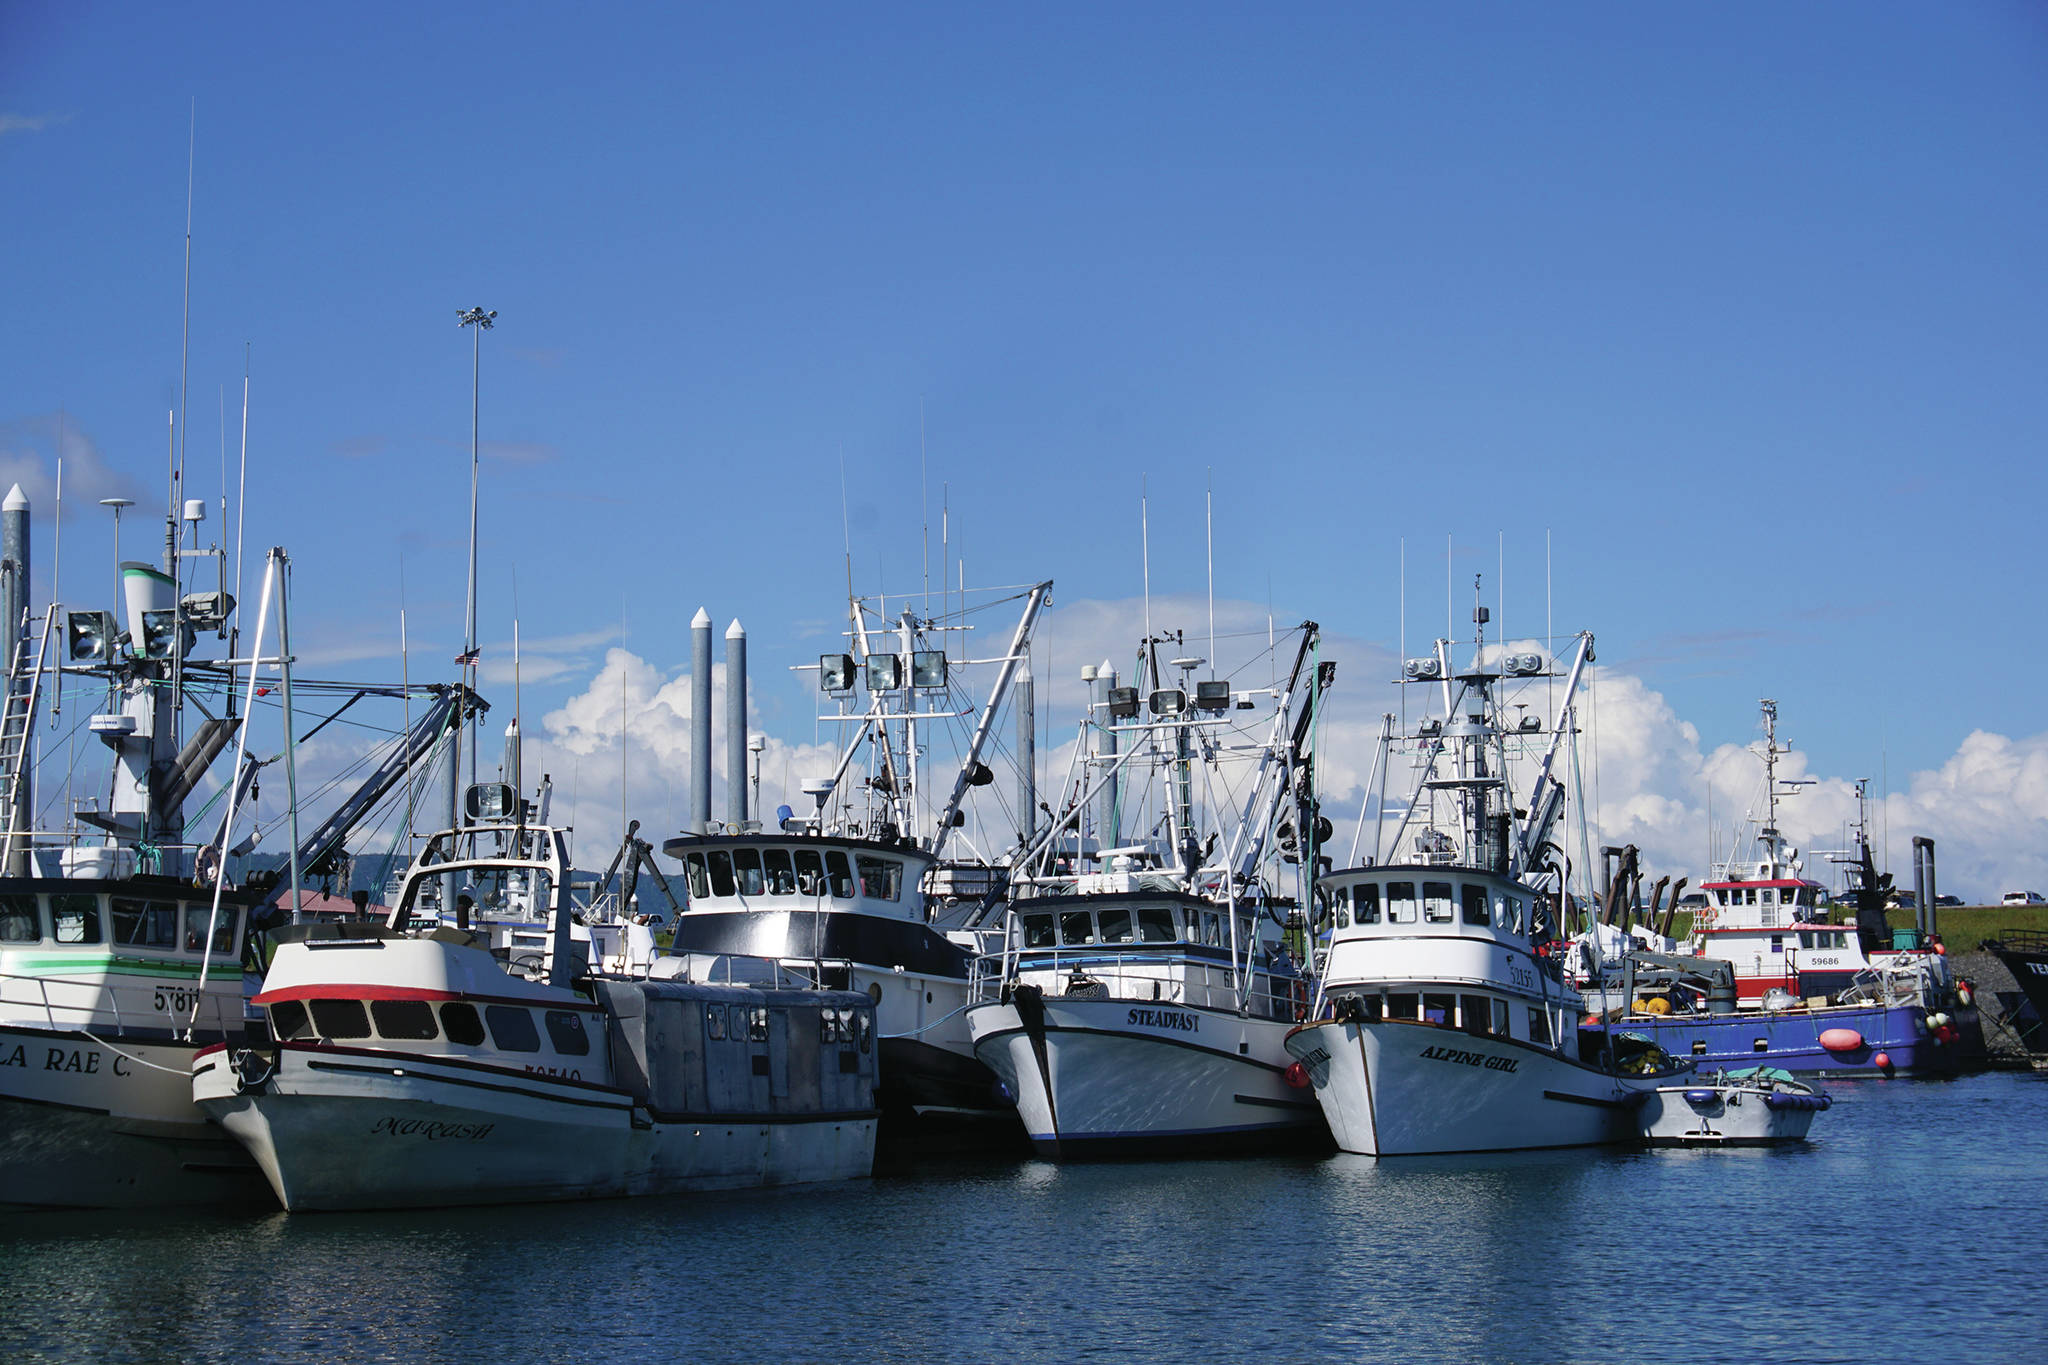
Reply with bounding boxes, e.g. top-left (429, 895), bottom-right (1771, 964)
top-left (690, 608), bottom-right (712, 833)
top-left (3, 484), bottom-right (29, 873)
top-left (1095, 659), bottom-right (1119, 856)
top-left (1017, 664), bottom-right (1035, 849)
top-left (725, 618), bottom-right (747, 829)
top-left (503, 717), bottom-right (521, 799)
